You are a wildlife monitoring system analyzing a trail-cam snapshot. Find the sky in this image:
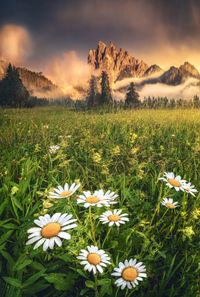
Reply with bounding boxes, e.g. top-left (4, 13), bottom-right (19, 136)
top-left (0, 0), bottom-right (200, 92)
